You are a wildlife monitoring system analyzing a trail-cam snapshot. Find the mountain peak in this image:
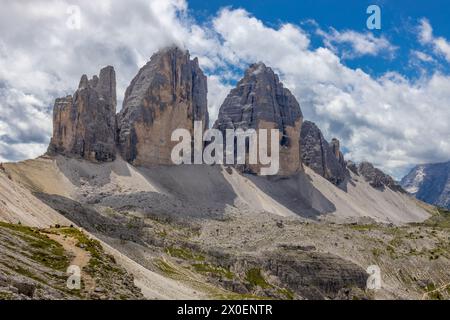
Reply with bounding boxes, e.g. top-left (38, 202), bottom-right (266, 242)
top-left (214, 62), bottom-right (303, 175)
top-left (48, 66), bottom-right (117, 162)
top-left (117, 47), bottom-right (208, 166)
top-left (401, 161), bottom-right (450, 209)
